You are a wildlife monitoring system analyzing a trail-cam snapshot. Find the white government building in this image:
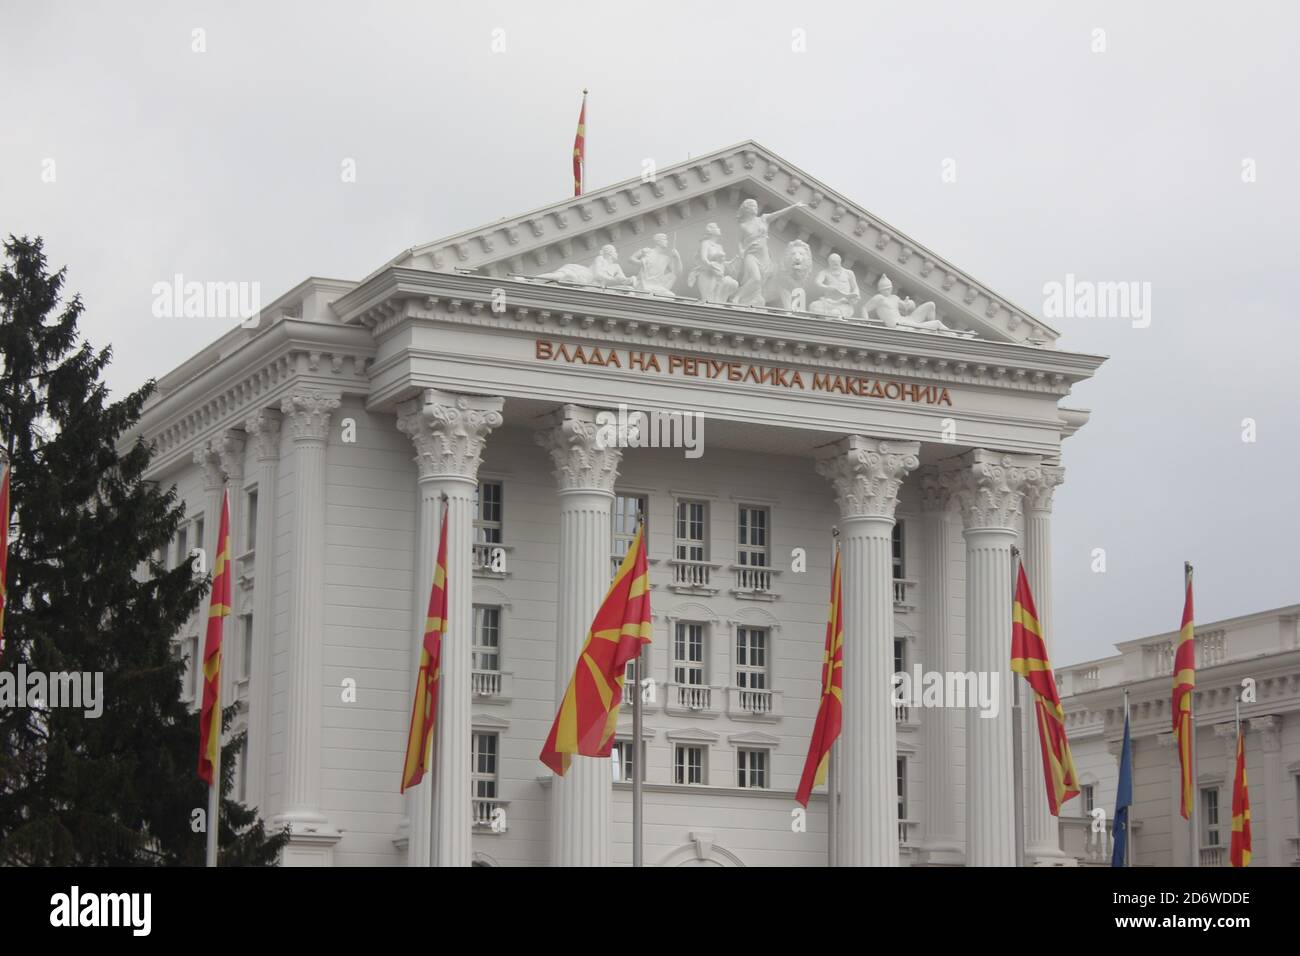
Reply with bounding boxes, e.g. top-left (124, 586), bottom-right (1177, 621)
top-left (133, 140), bottom-right (1121, 867)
